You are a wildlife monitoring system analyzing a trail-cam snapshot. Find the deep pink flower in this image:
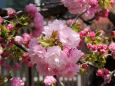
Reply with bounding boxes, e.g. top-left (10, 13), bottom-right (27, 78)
top-left (100, 49), bottom-right (106, 54)
top-left (96, 69), bottom-right (104, 77)
top-left (104, 74), bottom-right (111, 83)
top-left (111, 31), bottom-right (115, 36)
top-left (23, 52), bottom-right (29, 58)
top-left (102, 68), bottom-right (109, 75)
top-left (25, 3), bottom-right (37, 16)
top-left (5, 64), bottom-right (11, 70)
top-left (67, 19), bottom-right (73, 24)
top-left (14, 63), bottom-right (20, 70)
top-left (79, 30), bottom-right (86, 36)
top-left (88, 31), bottom-right (95, 37)
top-left (44, 76), bottom-right (56, 86)
top-left (81, 63), bottom-right (87, 69)
top-left (10, 77), bottom-right (24, 86)
top-left (8, 9), bottom-right (16, 16)
top-left (87, 43), bottom-right (92, 48)
top-left (0, 37), bottom-right (3, 42)
top-left (0, 59), bottom-right (4, 65)
top-left (6, 24), bottom-right (13, 30)
top-left (15, 36), bottom-right (24, 44)
top-left (2, 51), bottom-right (10, 57)
top-left (0, 16), bottom-right (3, 24)
top-left (97, 44), bottom-right (103, 49)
